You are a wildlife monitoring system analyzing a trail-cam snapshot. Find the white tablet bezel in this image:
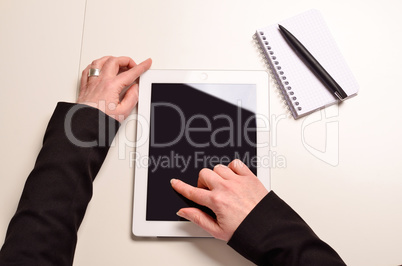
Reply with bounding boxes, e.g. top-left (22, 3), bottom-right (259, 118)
top-left (133, 70), bottom-right (270, 237)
